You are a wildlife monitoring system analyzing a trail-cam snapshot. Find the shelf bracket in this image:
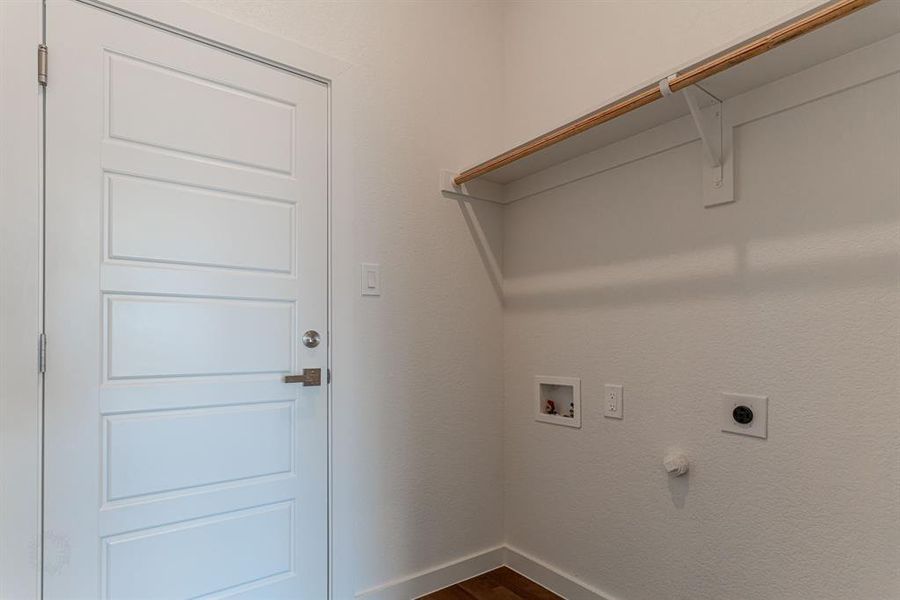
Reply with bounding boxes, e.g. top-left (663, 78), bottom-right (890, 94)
top-left (660, 77), bottom-right (734, 207)
top-left (438, 170), bottom-right (504, 300)
top-left (682, 85), bottom-right (722, 172)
